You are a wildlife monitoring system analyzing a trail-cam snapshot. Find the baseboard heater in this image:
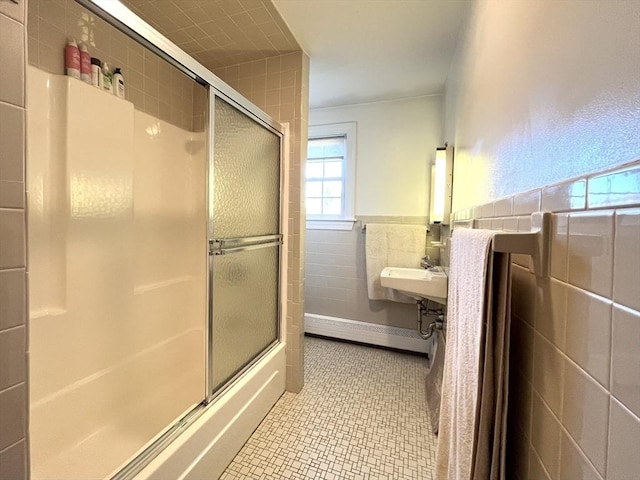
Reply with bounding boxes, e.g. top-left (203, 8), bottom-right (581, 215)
top-left (304, 313), bottom-right (429, 354)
